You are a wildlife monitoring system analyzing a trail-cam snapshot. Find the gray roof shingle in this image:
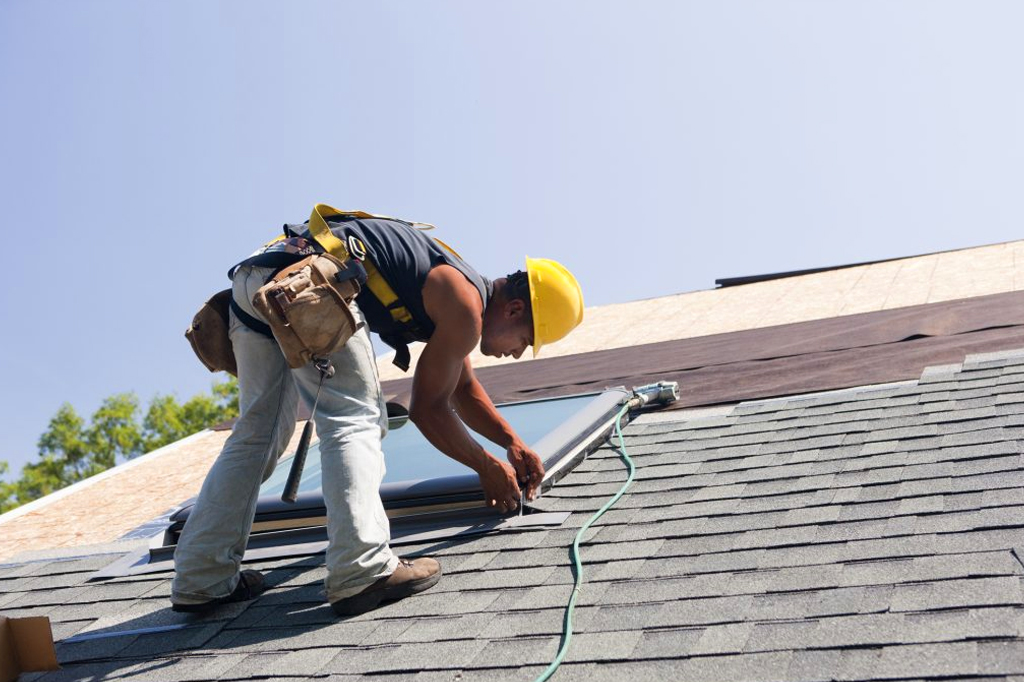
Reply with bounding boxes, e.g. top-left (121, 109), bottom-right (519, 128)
top-left (7, 348), bottom-right (1024, 680)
